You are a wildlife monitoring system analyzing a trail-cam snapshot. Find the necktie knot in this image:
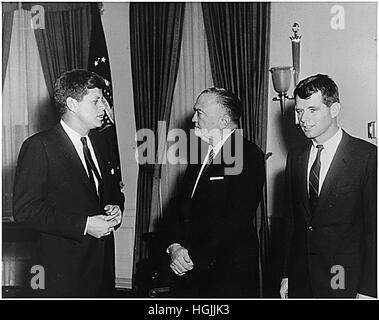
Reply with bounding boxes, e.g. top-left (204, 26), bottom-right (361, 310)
top-left (80, 136), bottom-right (88, 147)
top-left (316, 144), bottom-right (324, 153)
top-left (314, 144), bottom-right (324, 163)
